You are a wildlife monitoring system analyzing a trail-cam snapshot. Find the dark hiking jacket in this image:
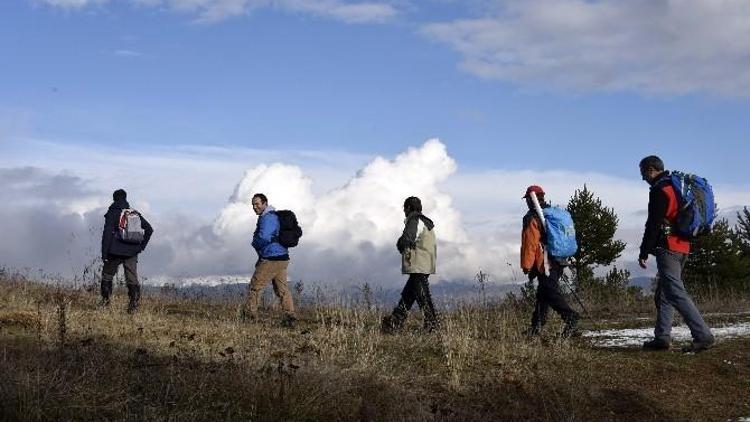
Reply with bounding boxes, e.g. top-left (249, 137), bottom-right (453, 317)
top-left (639, 171), bottom-right (690, 260)
top-left (101, 199), bottom-right (154, 259)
